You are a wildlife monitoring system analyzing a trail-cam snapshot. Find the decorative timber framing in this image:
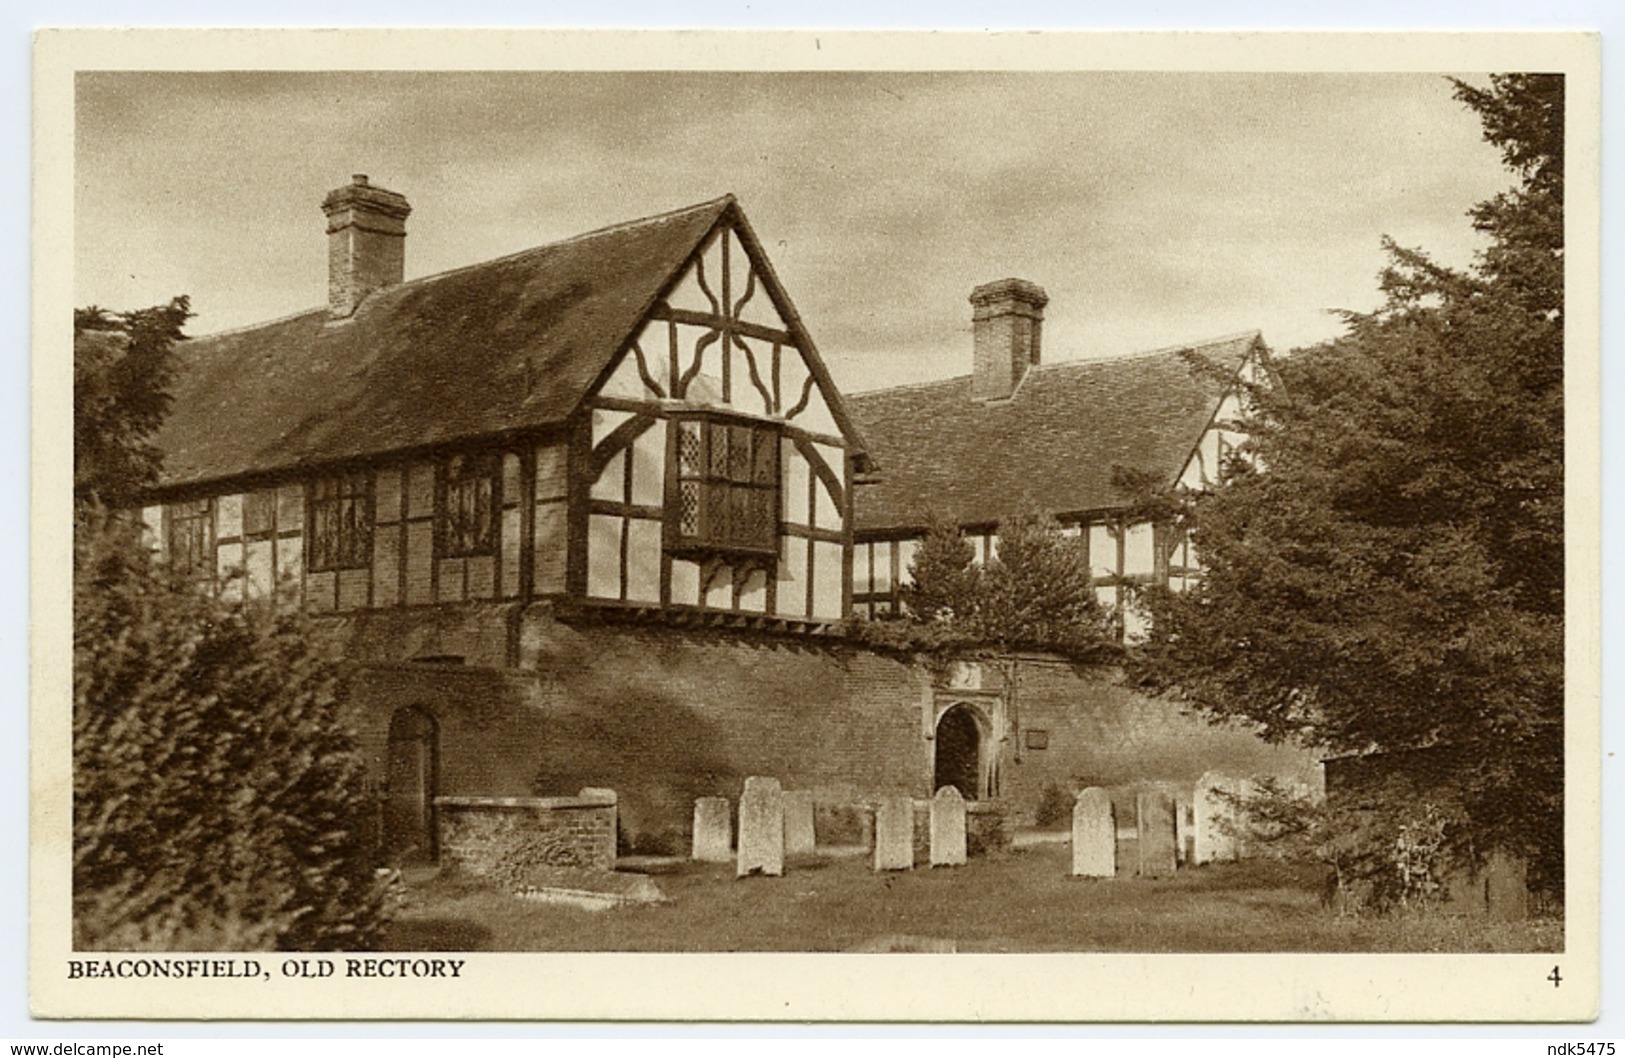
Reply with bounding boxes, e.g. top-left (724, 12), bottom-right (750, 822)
top-left (137, 196), bottom-right (867, 633)
top-left (568, 201), bottom-right (864, 625)
top-left (850, 337), bottom-right (1268, 627)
